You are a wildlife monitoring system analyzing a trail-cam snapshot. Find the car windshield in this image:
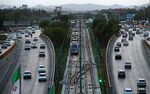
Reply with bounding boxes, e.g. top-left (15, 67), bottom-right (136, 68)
top-left (24, 72), bottom-right (30, 74)
top-left (39, 66), bottom-right (45, 68)
top-left (140, 80), bottom-right (145, 82)
top-left (125, 90), bottom-right (132, 92)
